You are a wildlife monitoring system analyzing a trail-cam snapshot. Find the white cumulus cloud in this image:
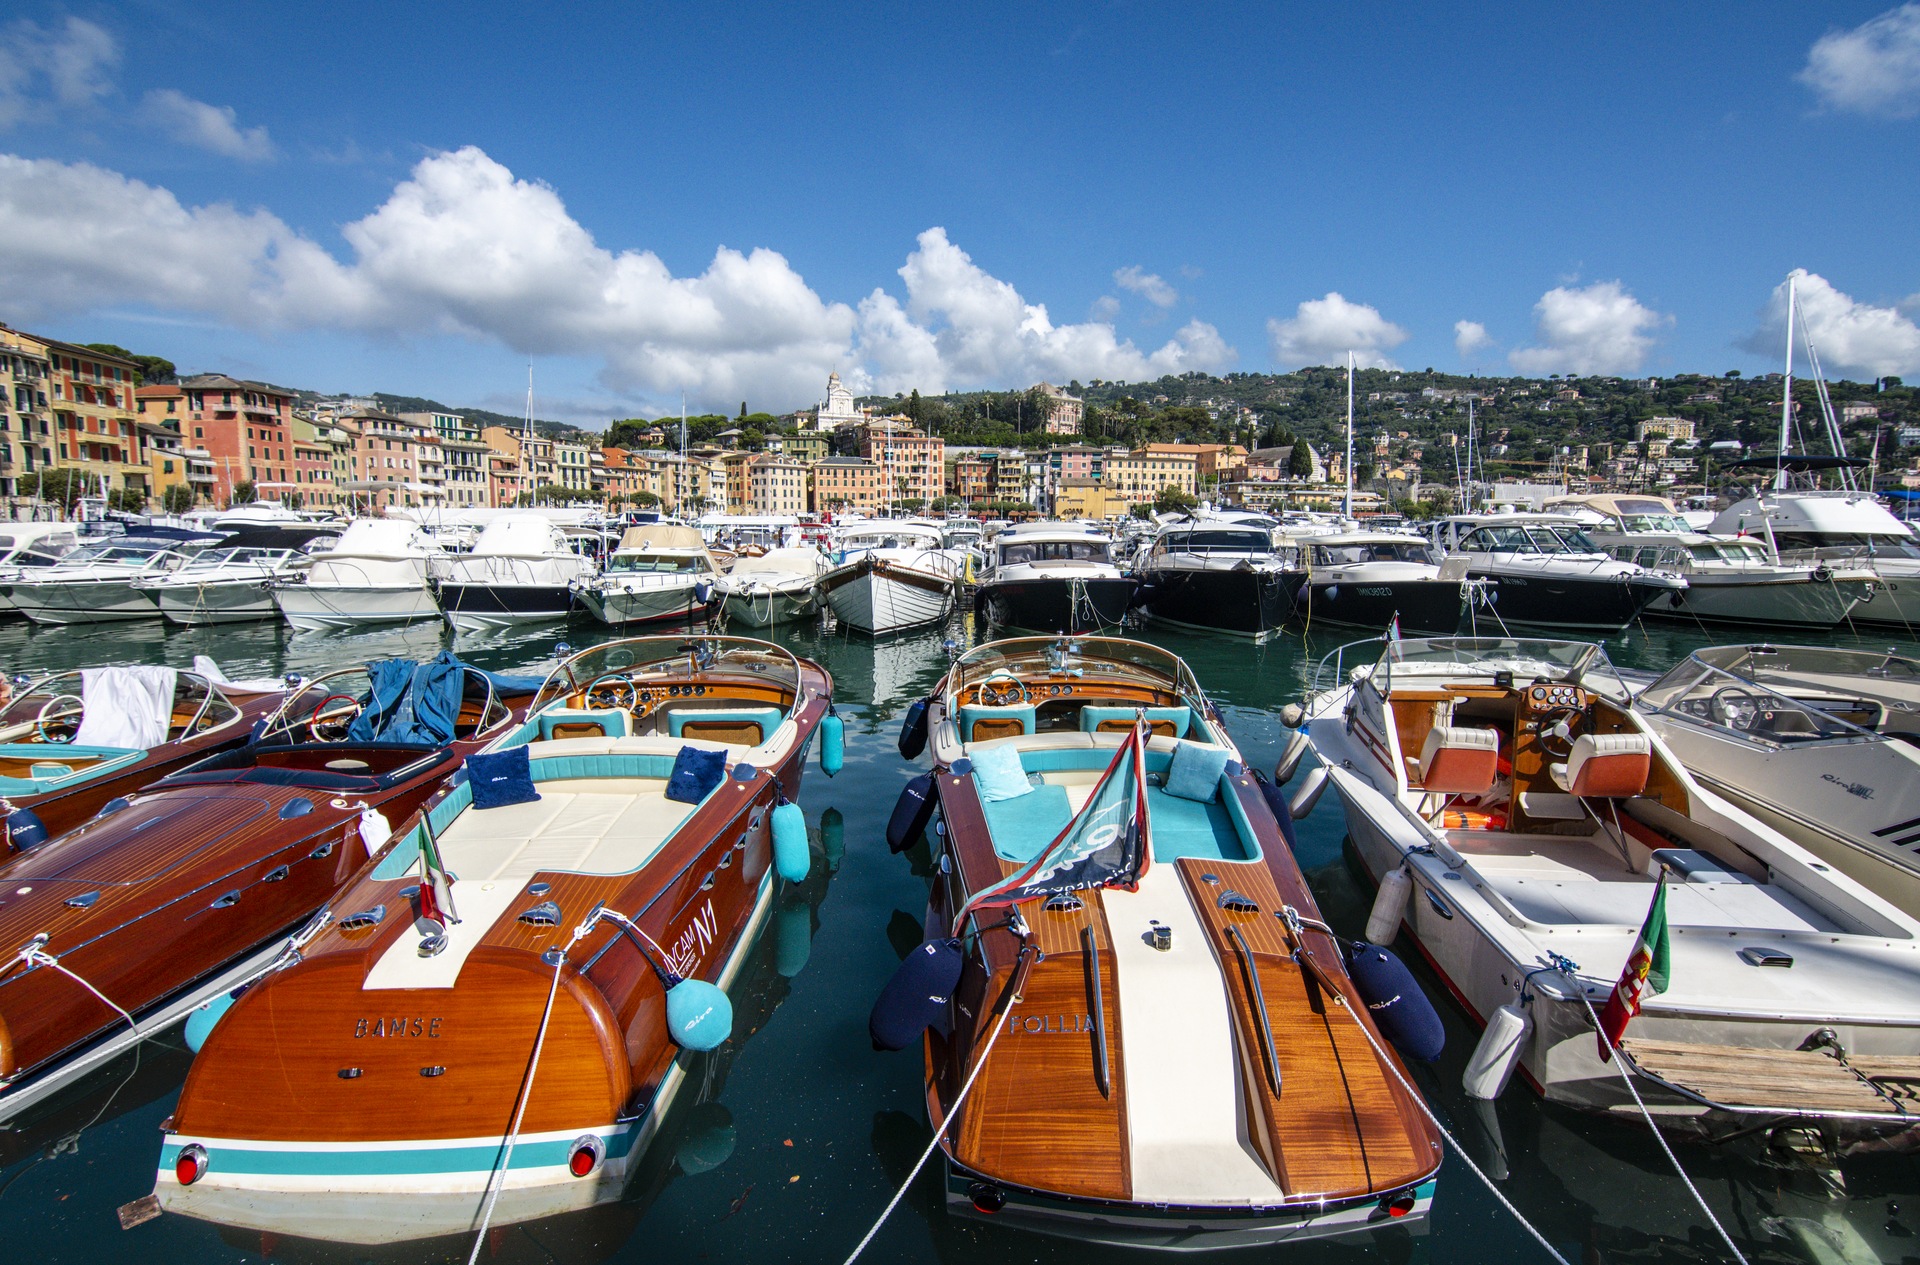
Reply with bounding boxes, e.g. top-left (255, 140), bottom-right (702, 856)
top-left (1114, 265), bottom-right (1177, 308)
top-left (1800, 4), bottom-right (1920, 118)
top-left (1740, 269), bottom-right (1920, 380)
top-left (0, 149), bottom-right (1236, 409)
top-left (1508, 281), bottom-right (1667, 375)
top-left (0, 17), bottom-right (119, 126)
top-left (1454, 320), bottom-right (1492, 359)
top-left (855, 228), bottom-right (1233, 395)
top-left (1266, 292), bottom-right (1407, 369)
top-left (141, 89), bottom-right (274, 160)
